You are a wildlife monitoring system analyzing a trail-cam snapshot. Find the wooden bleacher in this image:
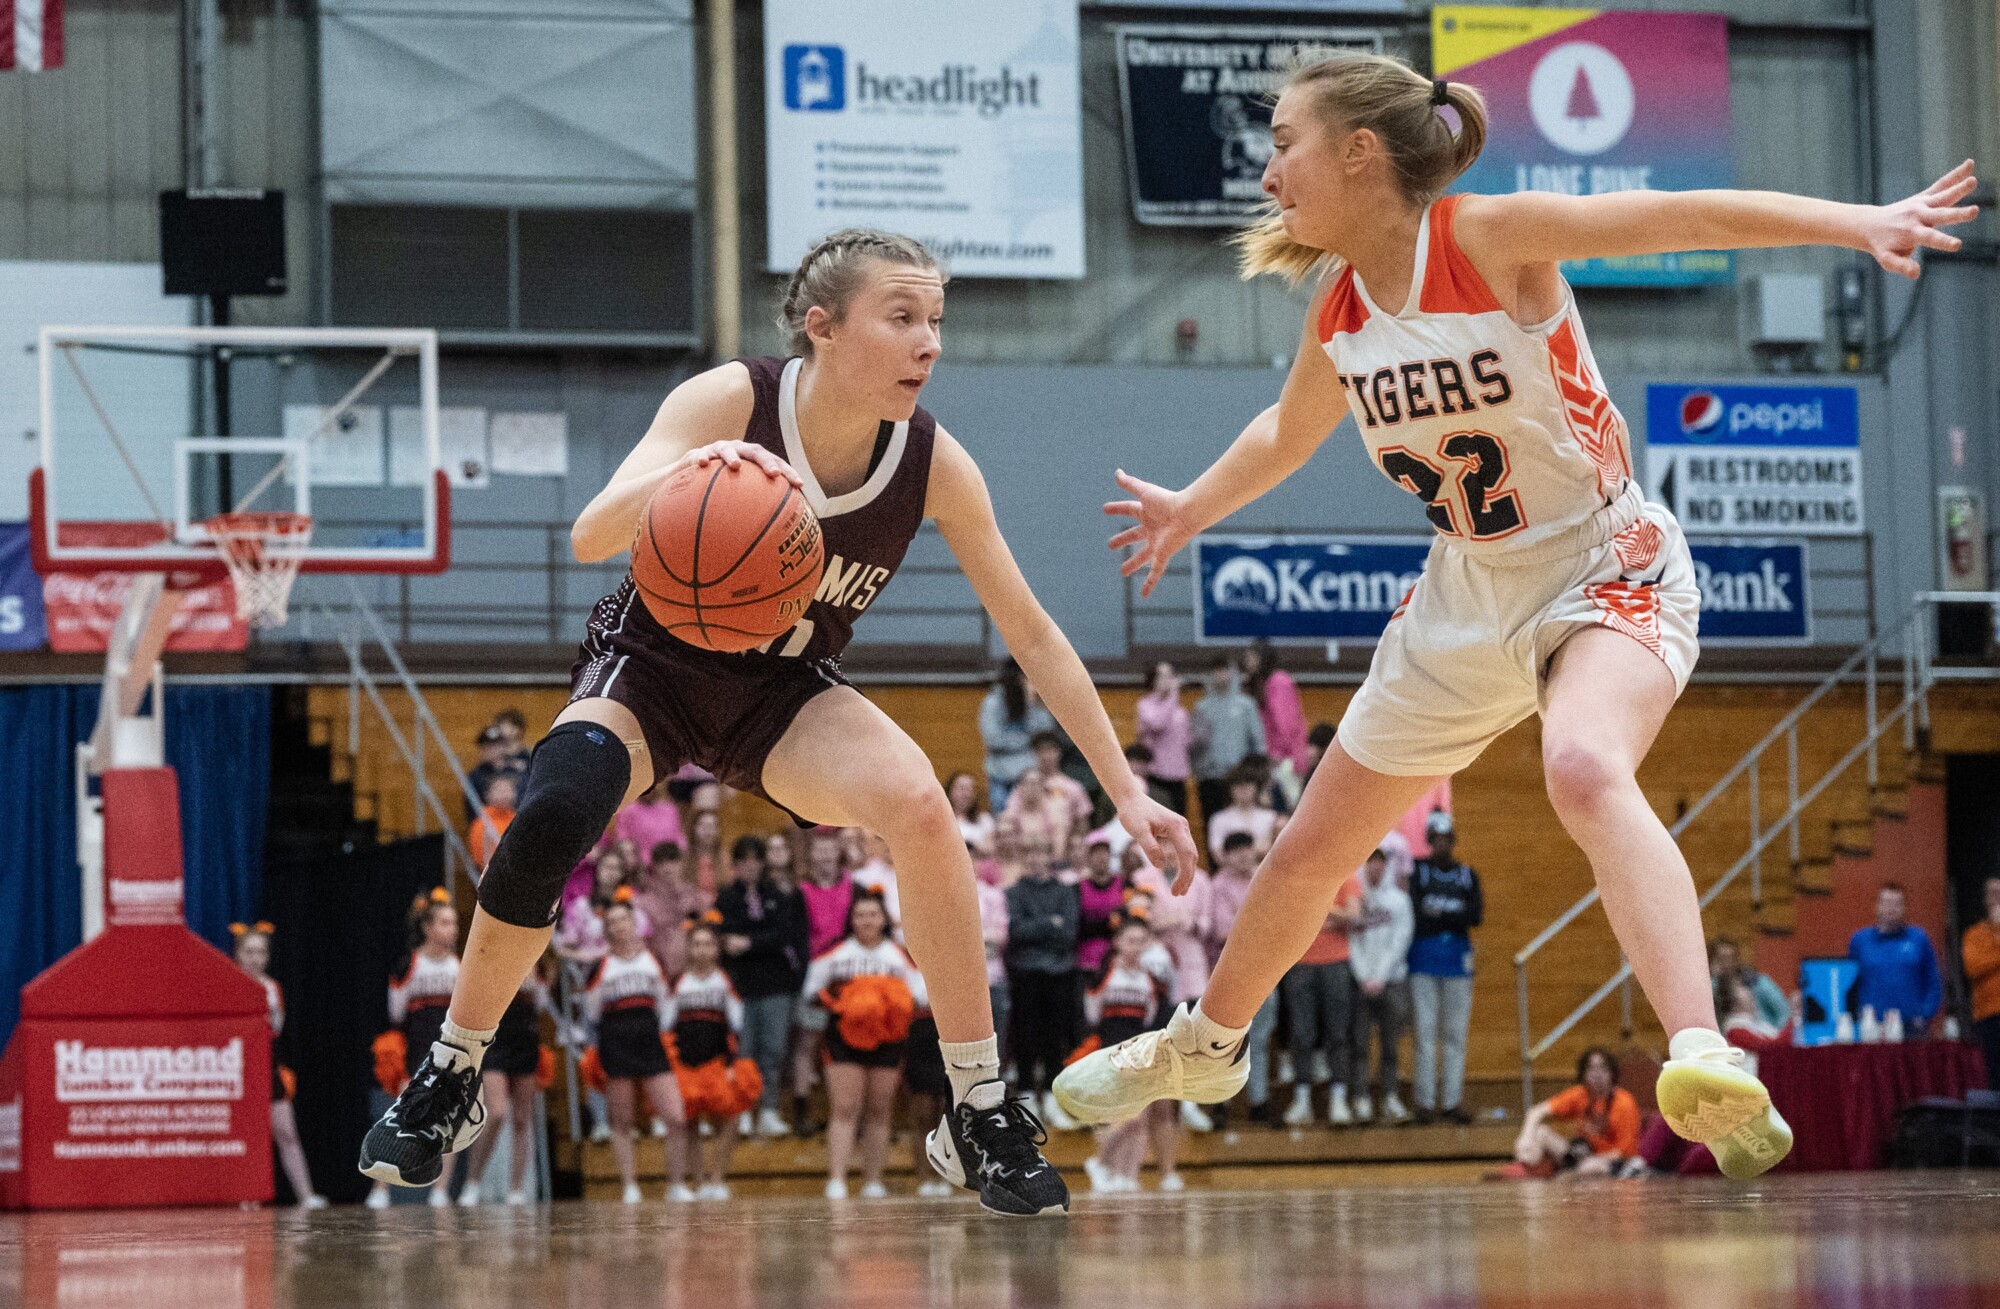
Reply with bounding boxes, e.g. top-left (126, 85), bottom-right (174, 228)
top-left (306, 680), bottom-right (2000, 1090)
